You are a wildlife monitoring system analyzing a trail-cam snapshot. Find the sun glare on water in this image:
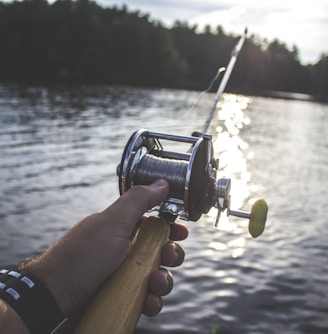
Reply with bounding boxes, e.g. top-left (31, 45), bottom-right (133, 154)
top-left (207, 94), bottom-right (254, 245)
